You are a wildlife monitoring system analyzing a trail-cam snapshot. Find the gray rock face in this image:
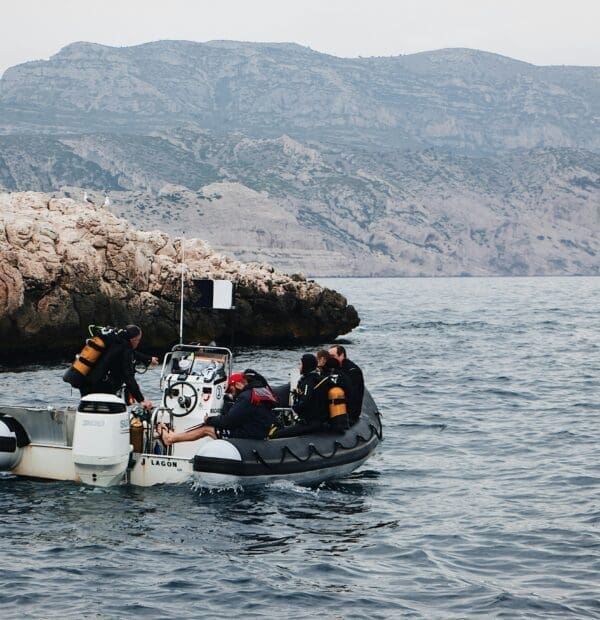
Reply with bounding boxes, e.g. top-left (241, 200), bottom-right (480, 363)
top-left (1, 132), bottom-right (598, 277)
top-left (0, 41), bottom-right (598, 276)
top-left (0, 192), bottom-right (359, 360)
top-left (2, 42), bottom-right (598, 153)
